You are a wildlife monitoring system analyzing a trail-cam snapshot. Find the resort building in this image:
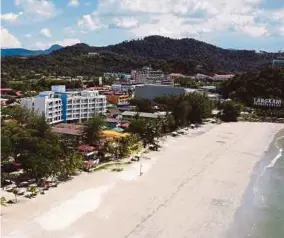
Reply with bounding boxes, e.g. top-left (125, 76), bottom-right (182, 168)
top-left (21, 85), bottom-right (107, 124)
top-left (131, 66), bottom-right (165, 84)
